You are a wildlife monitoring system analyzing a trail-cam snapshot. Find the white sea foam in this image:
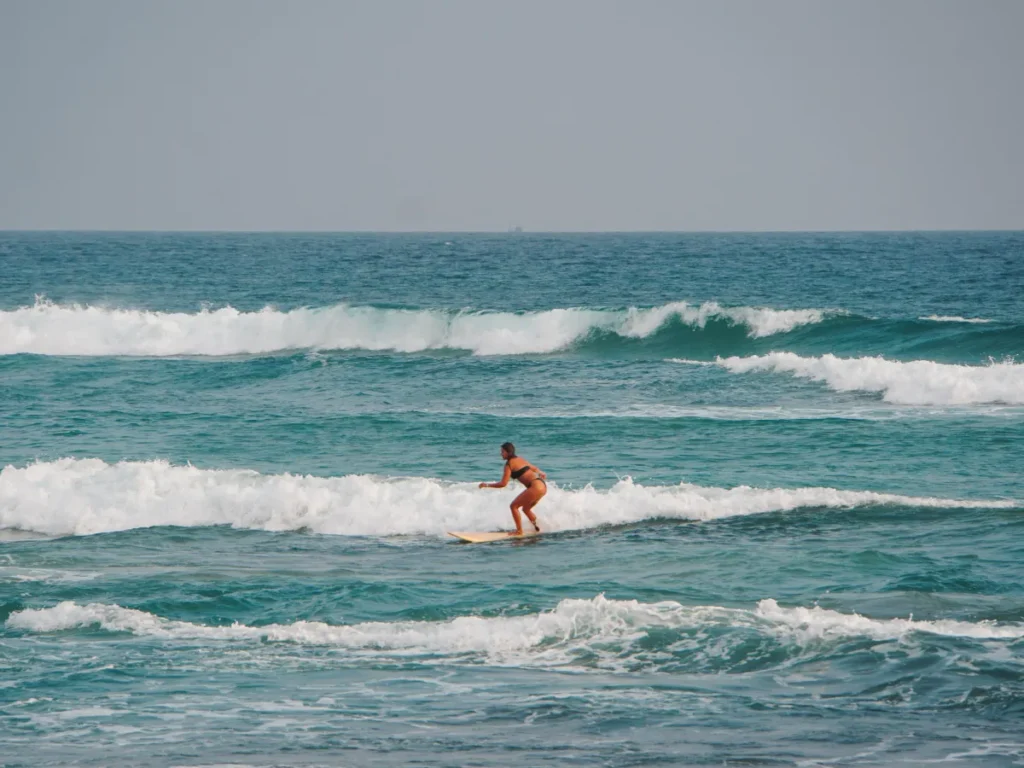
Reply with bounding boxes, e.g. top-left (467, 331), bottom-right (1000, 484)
top-left (8, 596), bottom-right (1022, 664)
top-left (615, 301), bottom-right (826, 339)
top-left (0, 567), bottom-right (100, 584)
top-left (921, 315), bottom-right (994, 324)
top-left (755, 599), bottom-right (1024, 641)
top-left (4, 595), bottom-right (687, 658)
top-left (700, 352), bottom-right (1024, 406)
top-left (0, 298), bottom-right (826, 357)
top-left (0, 459), bottom-right (1015, 538)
